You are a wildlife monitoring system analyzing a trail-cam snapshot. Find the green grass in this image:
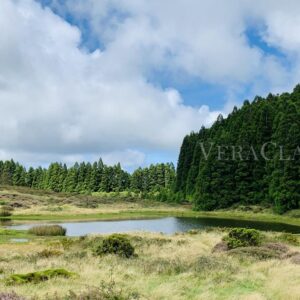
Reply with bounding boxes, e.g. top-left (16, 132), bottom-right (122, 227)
top-left (6, 268), bottom-right (76, 285)
top-left (0, 228), bottom-right (32, 243)
top-left (0, 185), bottom-right (299, 227)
